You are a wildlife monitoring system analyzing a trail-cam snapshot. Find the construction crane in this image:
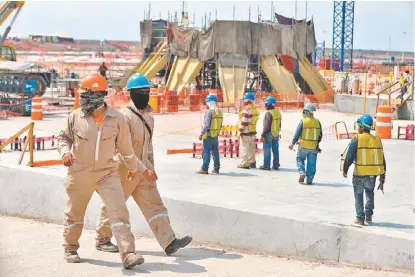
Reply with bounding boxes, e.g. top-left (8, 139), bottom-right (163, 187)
top-left (0, 1), bottom-right (25, 61)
